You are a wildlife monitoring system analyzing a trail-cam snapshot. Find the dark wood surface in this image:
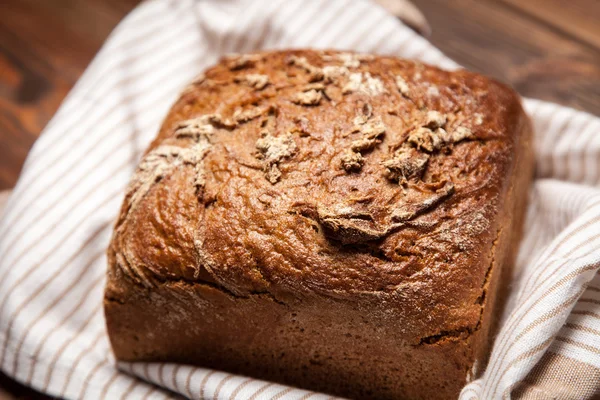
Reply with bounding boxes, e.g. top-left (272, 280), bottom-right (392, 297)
top-left (0, 0), bottom-right (599, 398)
top-left (0, 0), bottom-right (142, 192)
